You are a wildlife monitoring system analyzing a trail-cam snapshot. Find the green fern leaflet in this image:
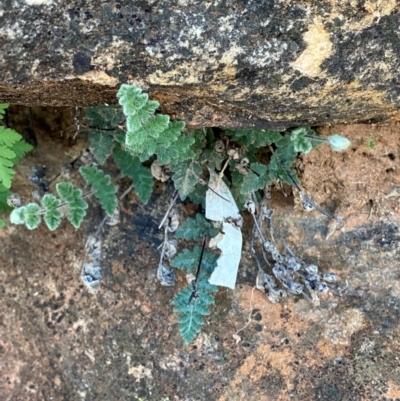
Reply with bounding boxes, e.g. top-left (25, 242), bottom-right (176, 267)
top-left (117, 84), bottom-right (195, 164)
top-left (10, 203), bottom-right (41, 230)
top-left (171, 245), bottom-right (218, 274)
top-left (173, 272), bottom-right (218, 344)
top-left (174, 213), bottom-right (219, 241)
top-left (113, 146), bottom-right (154, 204)
top-left (56, 182), bottom-right (88, 228)
top-left (42, 194), bottom-right (63, 231)
top-left (79, 166), bottom-right (117, 216)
